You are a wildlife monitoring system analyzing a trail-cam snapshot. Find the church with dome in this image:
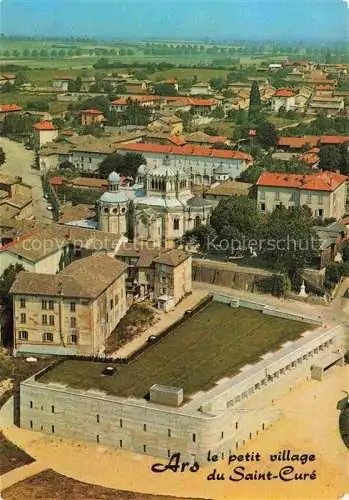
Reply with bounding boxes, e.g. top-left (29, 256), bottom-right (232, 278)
top-left (97, 163), bottom-right (213, 248)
